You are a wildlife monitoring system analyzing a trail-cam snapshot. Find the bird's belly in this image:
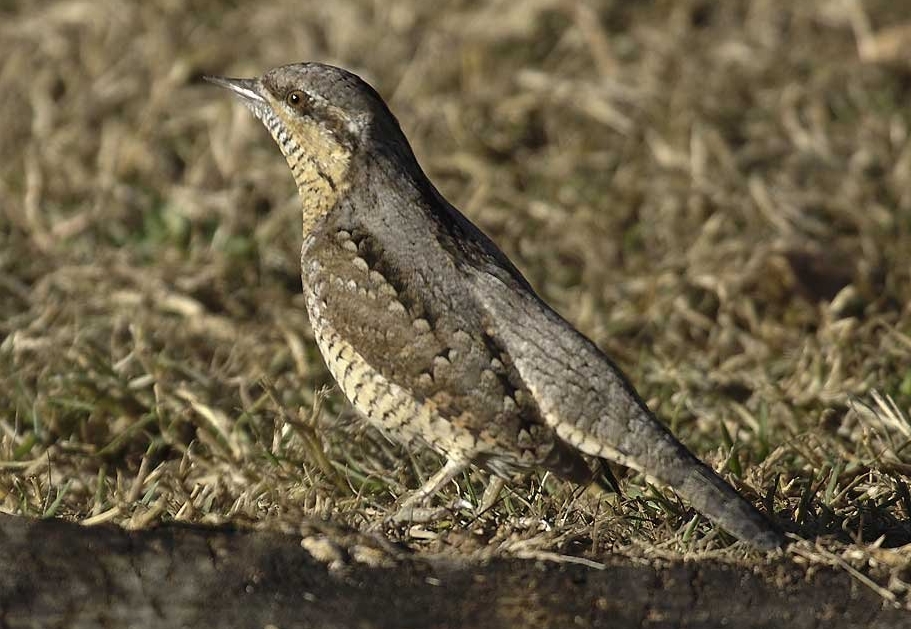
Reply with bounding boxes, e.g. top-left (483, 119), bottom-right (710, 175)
top-left (304, 292), bottom-right (480, 461)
